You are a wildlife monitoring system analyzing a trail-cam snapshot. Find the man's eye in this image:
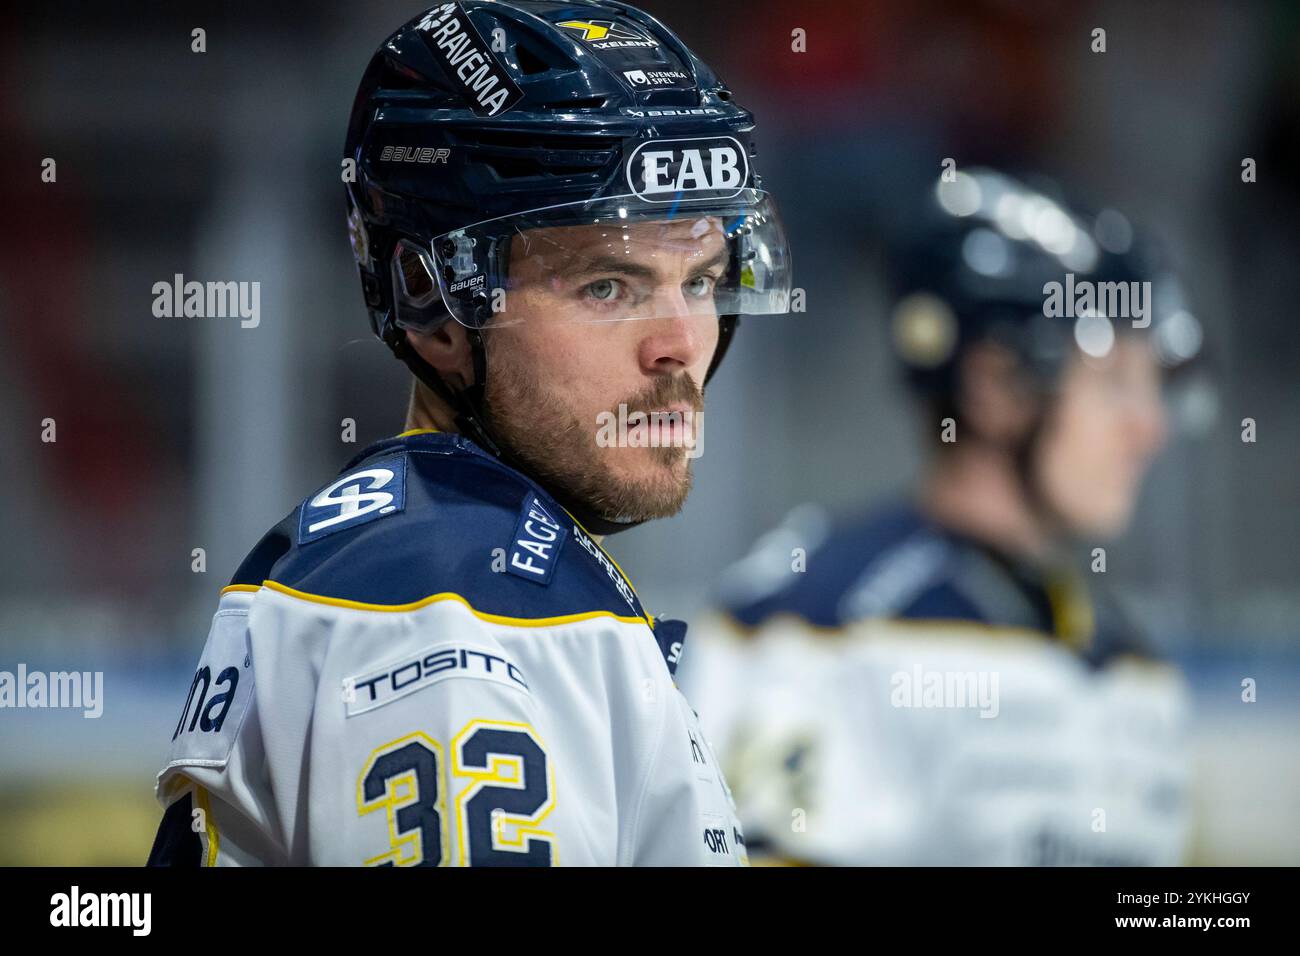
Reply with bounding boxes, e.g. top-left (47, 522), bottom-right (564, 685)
top-left (584, 278), bottom-right (622, 302)
top-left (684, 274), bottom-right (717, 297)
